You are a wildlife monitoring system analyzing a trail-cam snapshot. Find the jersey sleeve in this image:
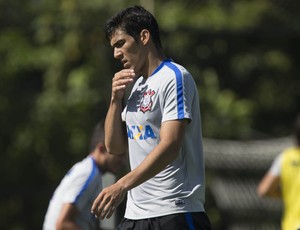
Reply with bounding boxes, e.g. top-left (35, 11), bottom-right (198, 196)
top-left (162, 69), bottom-right (193, 123)
top-left (269, 153), bottom-right (283, 176)
top-left (61, 164), bottom-right (97, 211)
top-left (62, 172), bottom-right (88, 202)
